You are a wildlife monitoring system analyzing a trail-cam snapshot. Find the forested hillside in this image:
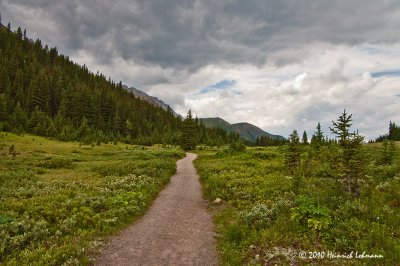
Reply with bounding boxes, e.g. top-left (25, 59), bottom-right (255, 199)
top-left (0, 24), bottom-right (180, 144)
top-left (0, 23), bottom-right (230, 146)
